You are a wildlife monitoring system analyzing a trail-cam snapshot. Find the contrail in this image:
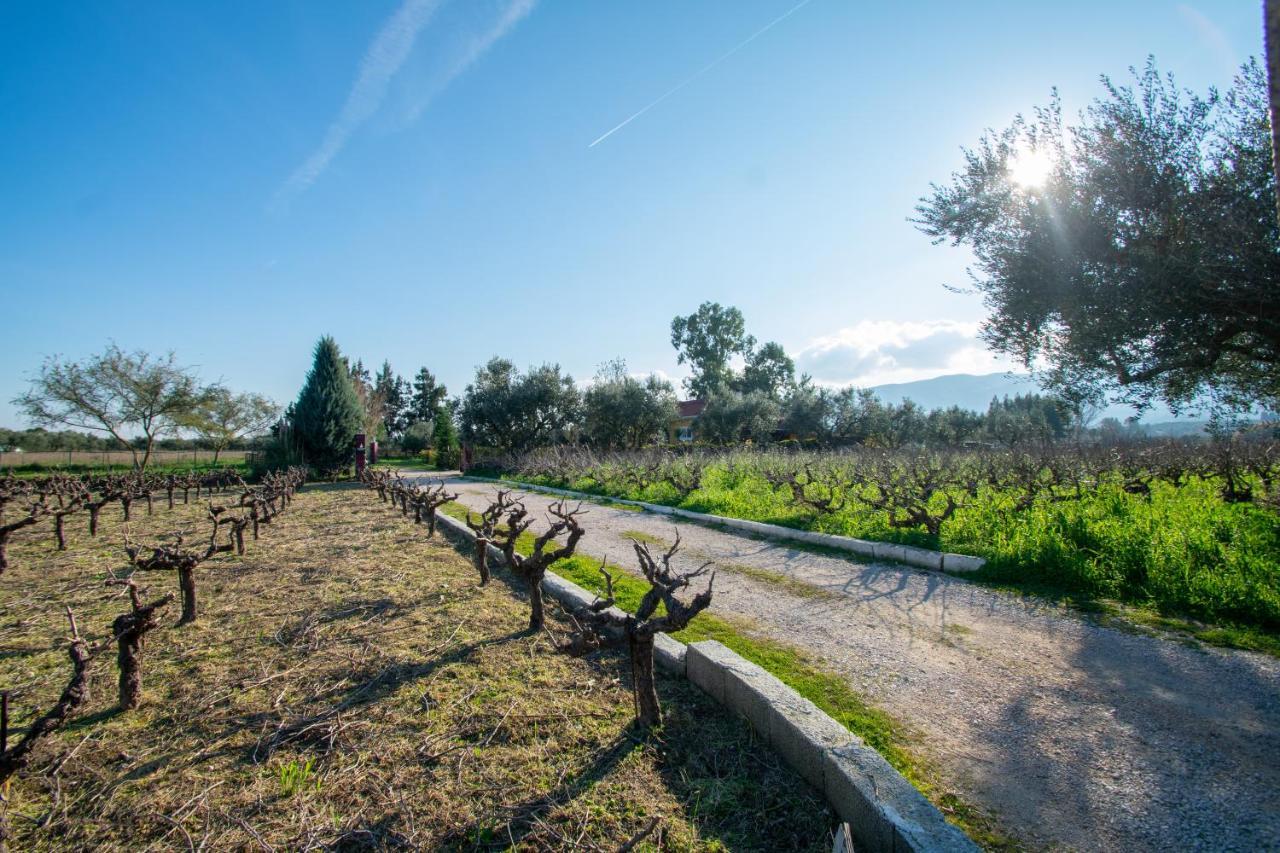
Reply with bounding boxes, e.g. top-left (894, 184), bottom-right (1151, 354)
top-left (278, 0), bottom-right (445, 202)
top-left (588, 0), bottom-right (815, 148)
